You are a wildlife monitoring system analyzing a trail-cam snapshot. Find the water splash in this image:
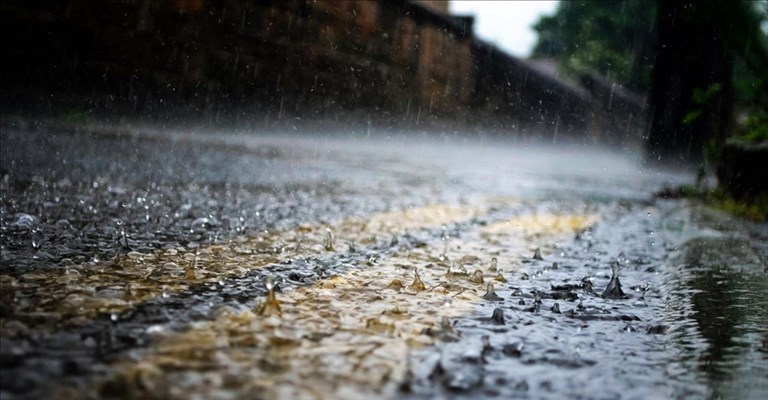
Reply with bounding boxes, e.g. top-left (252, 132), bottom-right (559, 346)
top-left (470, 269), bottom-right (484, 284)
top-left (440, 235), bottom-right (450, 261)
top-left (257, 276), bottom-right (282, 316)
top-left (489, 308), bottom-right (505, 324)
top-left (483, 283), bottom-right (503, 301)
top-left (324, 227), bottom-right (335, 251)
top-left (489, 257), bottom-right (498, 272)
top-left (409, 270), bottom-right (426, 292)
top-left (387, 278), bottom-right (404, 291)
top-left (601, 260), bottom-right (627, 299)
